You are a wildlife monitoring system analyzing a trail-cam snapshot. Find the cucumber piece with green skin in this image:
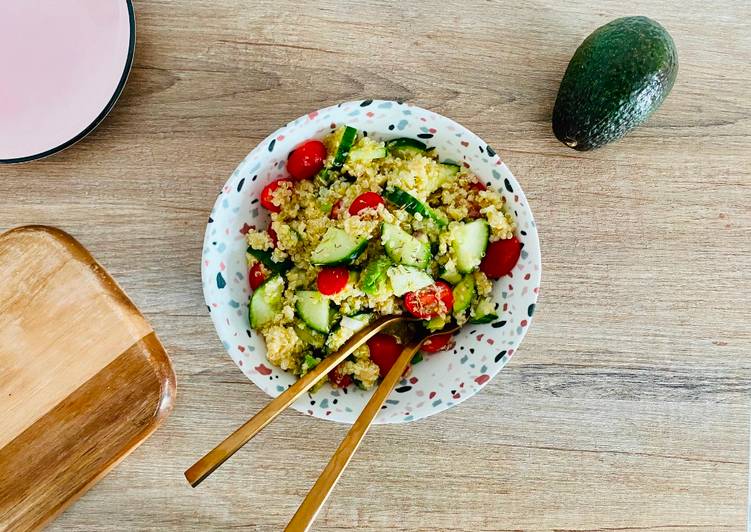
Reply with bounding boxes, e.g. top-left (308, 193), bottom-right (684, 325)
top-left (348, 143), bottom-right (387, 164)
top-left (439, 267), bottom-right (462, 285)
top-left (425, 315), bottom-right (447, 332)
top-left (450, 219), bottom-right (489, 273)
top-left (294, 321), bottom-right (326, 349)
top-left (314, 126), bottom-right (358, 184)
top-left (469, 313), bottom-right (499, 324)
top-left (426, 162), bottom-right (460, 194)
top-left (470, 297), bottom-right (499, 324)
top-left (340, 313), bottom-right (373, 332)
top-left (452, 274), bottom-right (476, 313)
top-left (247, 247), bottom-right (293, 274)
top-left (383, 187), bottom-right (448, 228)
top-left (310, 227), bottom-right (368, 266)
top-left (315, 167), bottom-right (334, 186)
top-left (552, 16), bottom-right (678, 151)
top-left (325, 312), bottom-right (373, 352)
top-left (249, 274), bottom-right (284, 329)
top-left (295, 290), bottom-right (331, 333)
top-left (361, 255), bottom-right (392, 295)
top-left (380, 223), bottom-right (431, 269)
top-left (386, 138), bottom-right (427, 158)
top-left (300, 353), bottom-right (321, 376)
top-left (331, 126), bottom-right (358, 169)
top-left (386, 265), bottom-right (434, 296)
